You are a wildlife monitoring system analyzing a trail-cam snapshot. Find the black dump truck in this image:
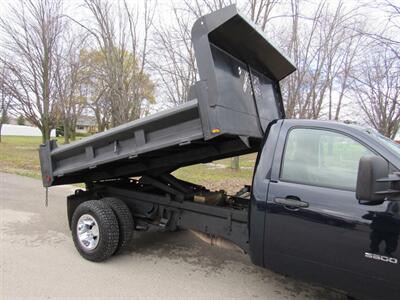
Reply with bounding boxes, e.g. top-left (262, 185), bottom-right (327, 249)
top-left (39, 6), bottom-right (400, 300)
